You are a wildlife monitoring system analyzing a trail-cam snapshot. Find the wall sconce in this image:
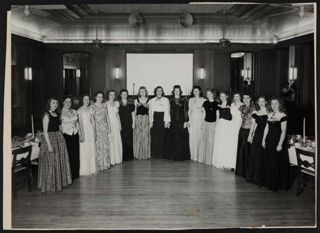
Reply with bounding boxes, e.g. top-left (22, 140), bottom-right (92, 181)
top-left (24, 67), bottom-right (32, 81)
top-left (115, 67), bottom-right (120, 79)
top-left (199, 67), bottom-right (205, 80)
top-left (241, 68), bottom-right (252, 84)
top-left (289, 66), bottom-right (298, 82)
top-left (76, 69), bottom-right (81, 78)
